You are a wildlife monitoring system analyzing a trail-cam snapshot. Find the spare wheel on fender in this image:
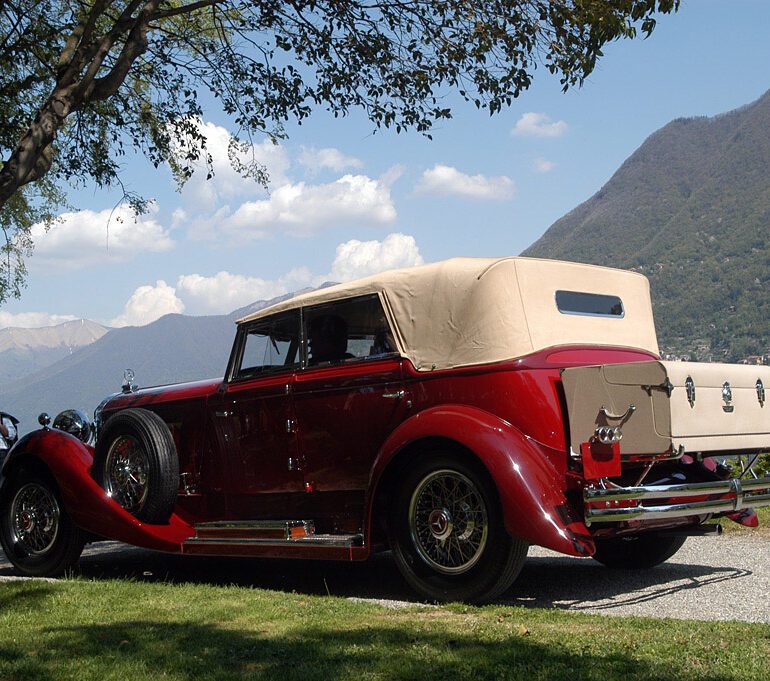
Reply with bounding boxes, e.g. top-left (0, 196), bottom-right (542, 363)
top-left (93, 408), bottom-right (179, 524)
